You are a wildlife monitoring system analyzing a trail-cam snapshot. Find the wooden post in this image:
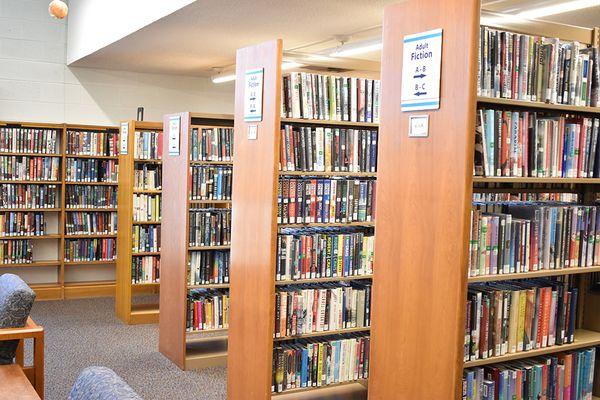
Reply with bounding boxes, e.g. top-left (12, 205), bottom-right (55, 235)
top-left (368, 0), bottom-right (479, 399)
top-left (227, 39), bottom-right (282, 400)
top-left (158, 112), bottom-right (191, 369)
